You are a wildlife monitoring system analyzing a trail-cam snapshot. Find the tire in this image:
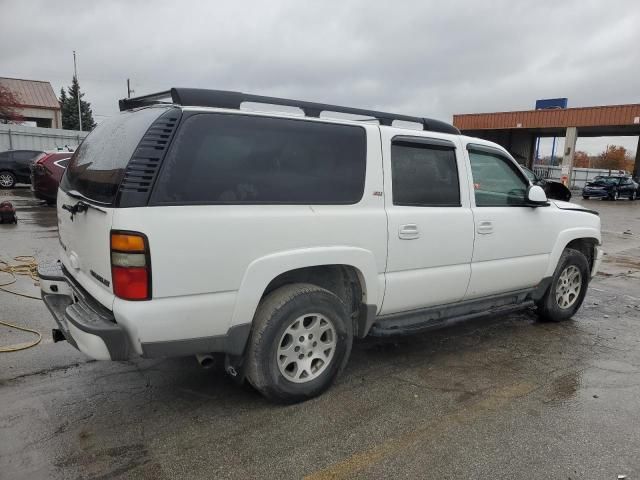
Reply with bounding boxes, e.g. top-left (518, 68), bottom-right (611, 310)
top-left (536, 248), bottom-right (590, 322)
top-left (582, 196), bottom-right (589, 200)
top-left (245, 283), bottom-right (353, 403)
top-left (0, 171), bottom-right (16, 189)
top-left (629, 191), bottom-right (636, 201)
top-left (610, 190), bottom-right (619, 201)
